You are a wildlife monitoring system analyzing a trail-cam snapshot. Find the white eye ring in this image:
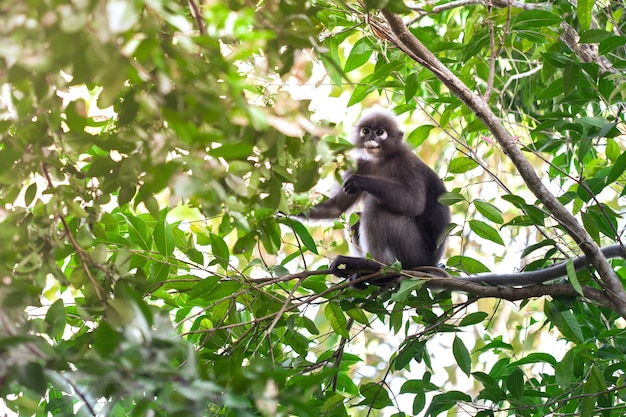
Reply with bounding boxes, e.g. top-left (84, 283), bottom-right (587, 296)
top-left (360, 127), bottom-right (370, 137)
top-left (375, 129), bottom-right (387, 140)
